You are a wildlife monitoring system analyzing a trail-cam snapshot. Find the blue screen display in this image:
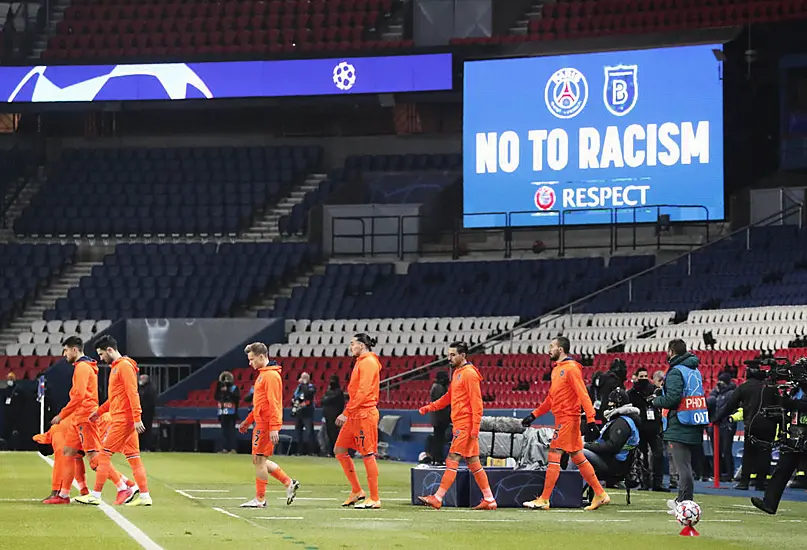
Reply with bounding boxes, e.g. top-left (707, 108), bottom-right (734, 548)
top-left (462, 45), bottom-right (724, 228)
top-left (0, 53), bottom-right (452, 103)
